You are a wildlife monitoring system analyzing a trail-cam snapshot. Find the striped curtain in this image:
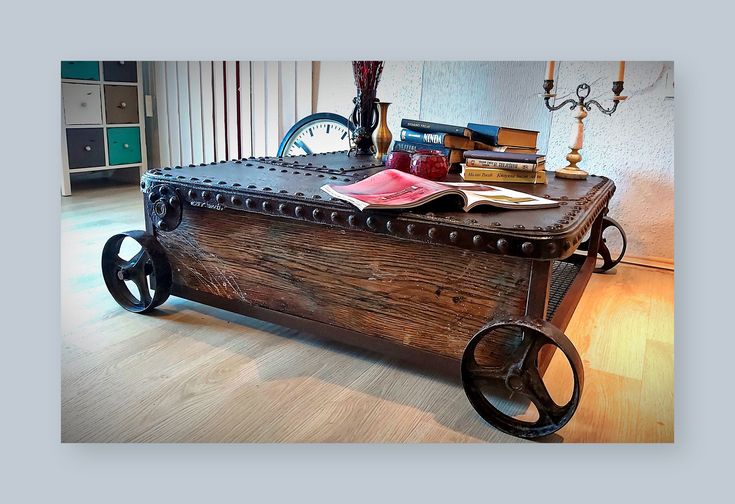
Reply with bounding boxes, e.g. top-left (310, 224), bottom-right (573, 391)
top-left (150, 61), bottom-right (313, 168)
